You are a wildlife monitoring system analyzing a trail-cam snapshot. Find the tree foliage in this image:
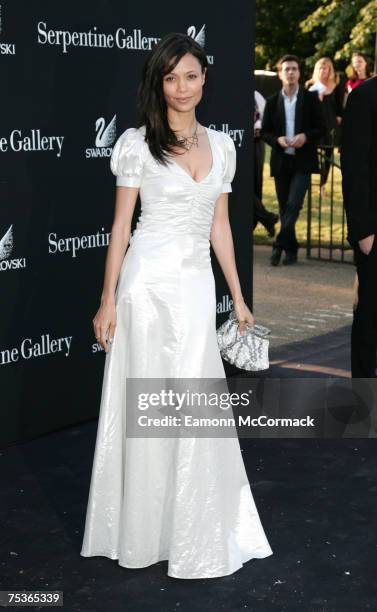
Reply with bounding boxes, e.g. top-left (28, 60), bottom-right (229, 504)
top-left (300, 0), bottom-right (377, 70)
top-left (255, 0), bottom-right (322, 74)
top-left (256, 0), bottom-right (377, 75)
